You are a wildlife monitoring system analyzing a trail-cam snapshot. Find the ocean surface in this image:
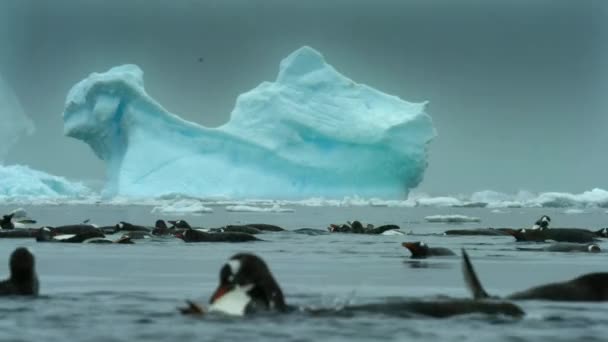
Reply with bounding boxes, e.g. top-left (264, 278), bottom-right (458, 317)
top-left (0, 204), bottom-right (606, 342)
